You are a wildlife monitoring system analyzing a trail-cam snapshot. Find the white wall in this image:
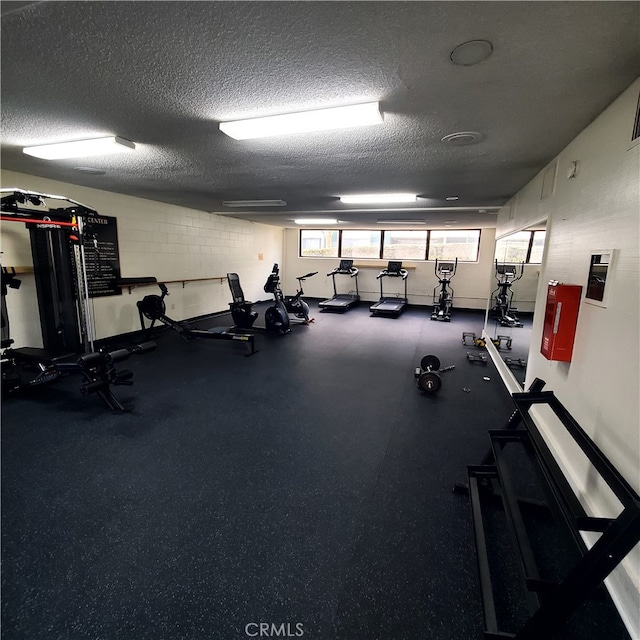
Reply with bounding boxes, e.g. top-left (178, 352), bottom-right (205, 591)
top-left (1, 170), bottom-right (284, 344)
top-left (495, 79), bottom-right (640, 637)
top-left (283, 226), bottom-right (497, 311)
